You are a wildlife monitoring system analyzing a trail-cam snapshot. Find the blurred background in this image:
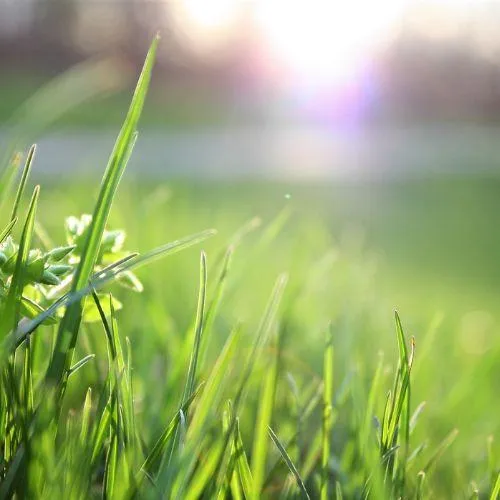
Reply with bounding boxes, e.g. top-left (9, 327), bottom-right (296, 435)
top-left (2, 0), bottom-right (500, 333)
top-left (2, 0), bottom-right (500, 177)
